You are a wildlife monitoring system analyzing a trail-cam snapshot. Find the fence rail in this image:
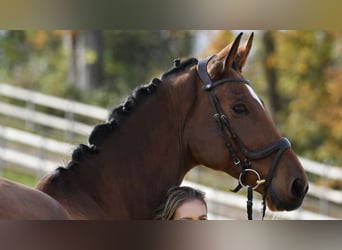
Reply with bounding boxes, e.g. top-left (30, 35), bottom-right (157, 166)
top-left (0, 83), bottom-right (108, 120)
top-left (1, 83), bottom-right (341, 219)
